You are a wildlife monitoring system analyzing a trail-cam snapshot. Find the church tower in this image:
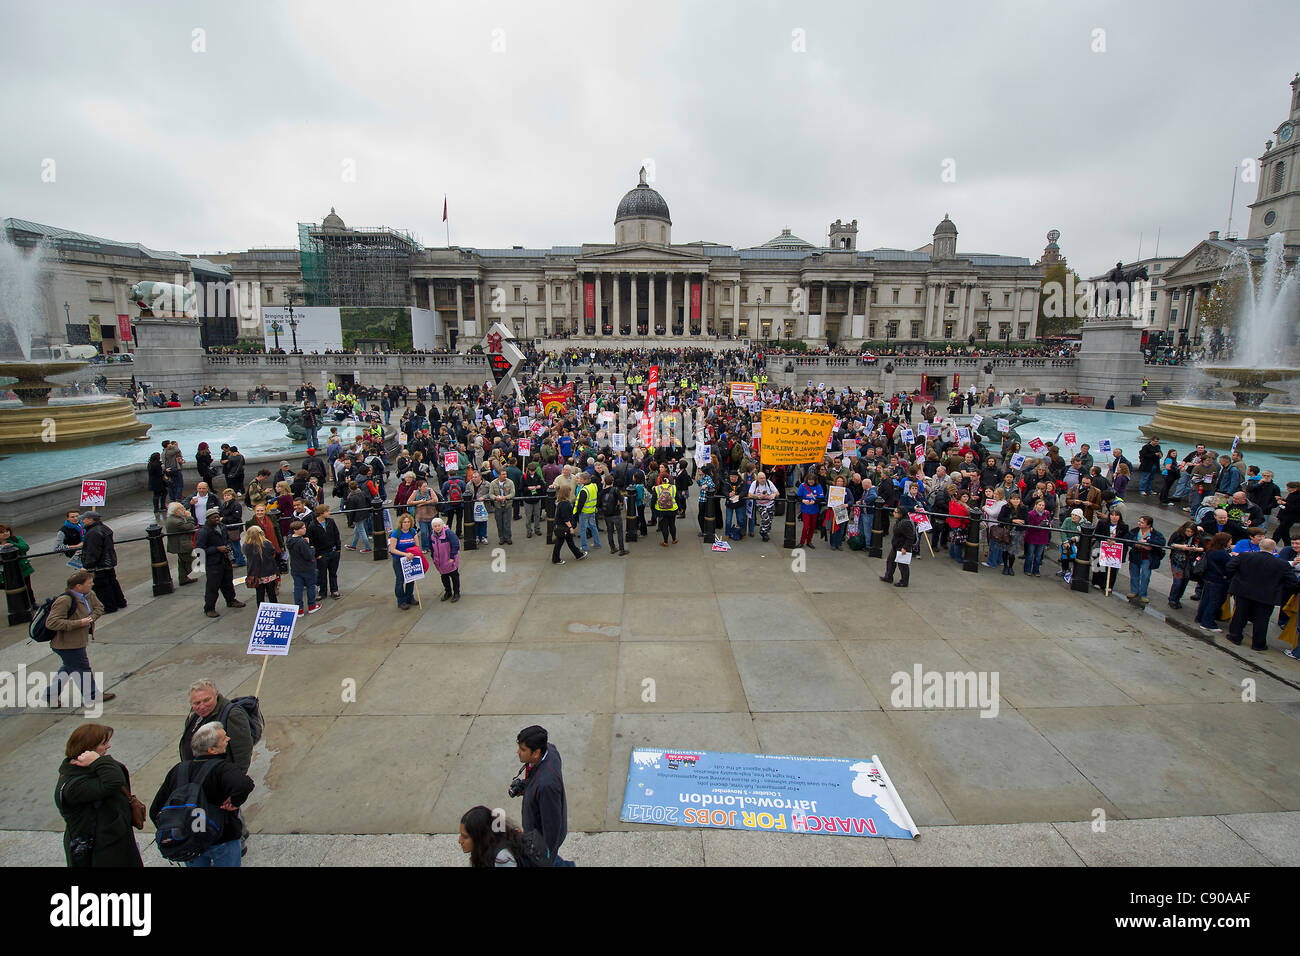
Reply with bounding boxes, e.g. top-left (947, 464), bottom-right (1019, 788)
top-left (1247, 72), bottom-right (1300, 244)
